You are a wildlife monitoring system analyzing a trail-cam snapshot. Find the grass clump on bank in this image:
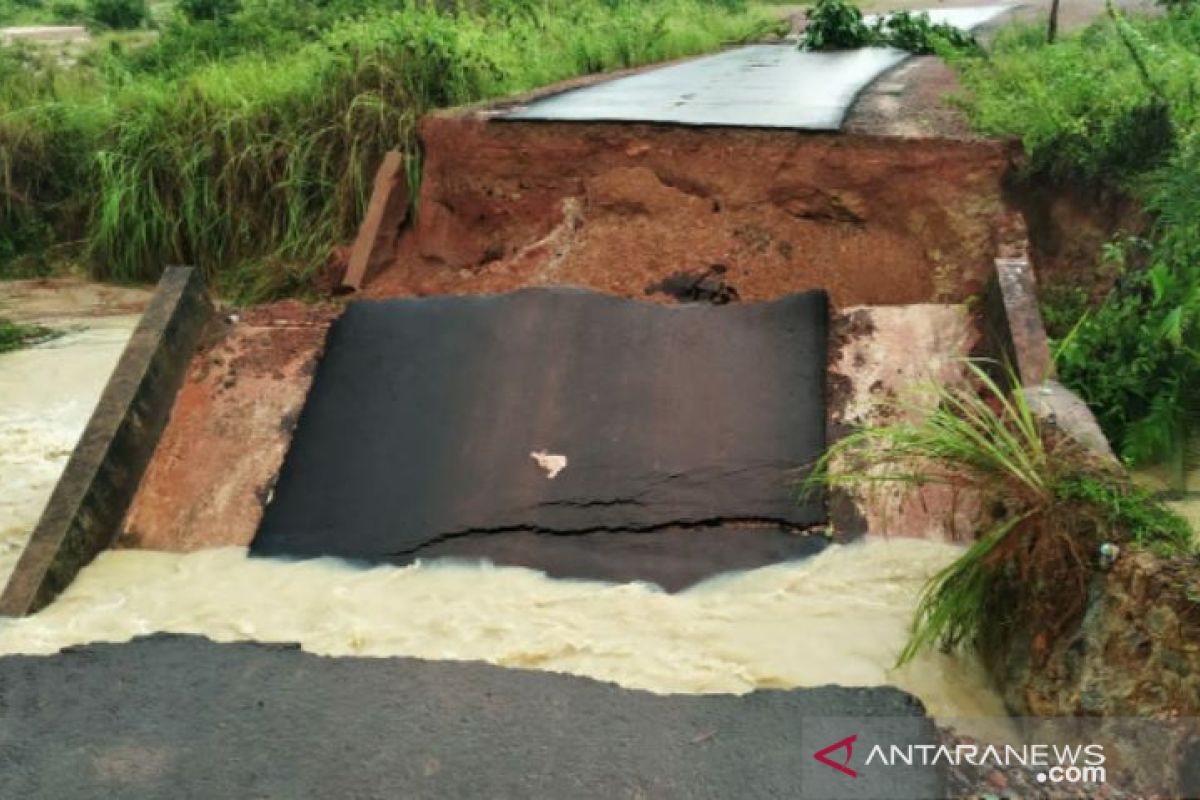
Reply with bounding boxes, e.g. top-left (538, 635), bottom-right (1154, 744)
top-left (0, 0), bottom-right (780, 300)
top-left (0, 318), bottom-right (58, 352)
top-left (802, 362), bottom-right (1193, 664)
top-left (949, 7), bottom-right (1200, 490)
top-left (0, 0), bottom-right (147, 27)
